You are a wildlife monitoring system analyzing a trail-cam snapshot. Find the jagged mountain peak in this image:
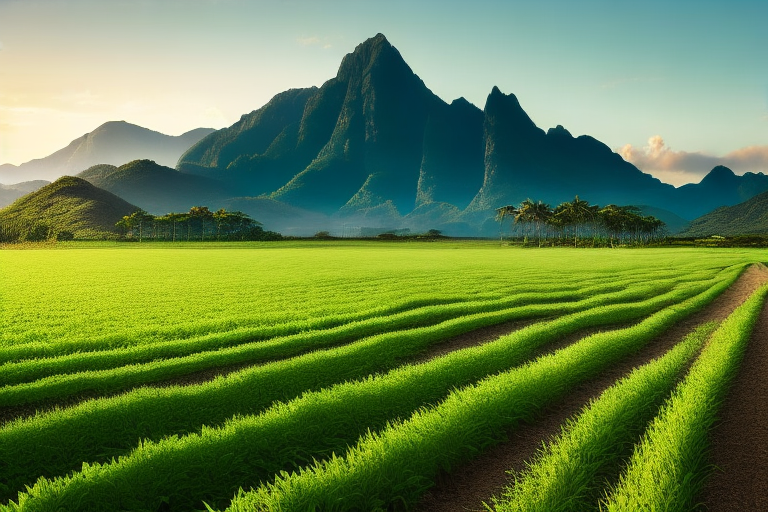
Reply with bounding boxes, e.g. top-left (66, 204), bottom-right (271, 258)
top-left (484, 87), bottom-right (538, 132)
top-left (547, 125), bottom-right (573, 138)
top-left (336, 33), bottom-right (412, 83)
